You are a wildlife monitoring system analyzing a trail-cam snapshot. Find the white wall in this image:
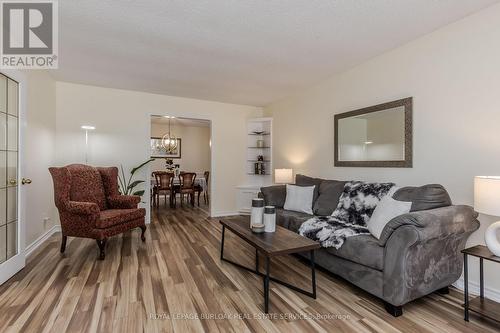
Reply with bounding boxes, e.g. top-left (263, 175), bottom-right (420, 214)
top-left (150, 123), bottom-right (211, 173)
top-left (55, 82), bottom-right (262, 218)
top-left (264, 4), bottom-right (500, 295)
top-left (23, 71), bottom-right (57, 246)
